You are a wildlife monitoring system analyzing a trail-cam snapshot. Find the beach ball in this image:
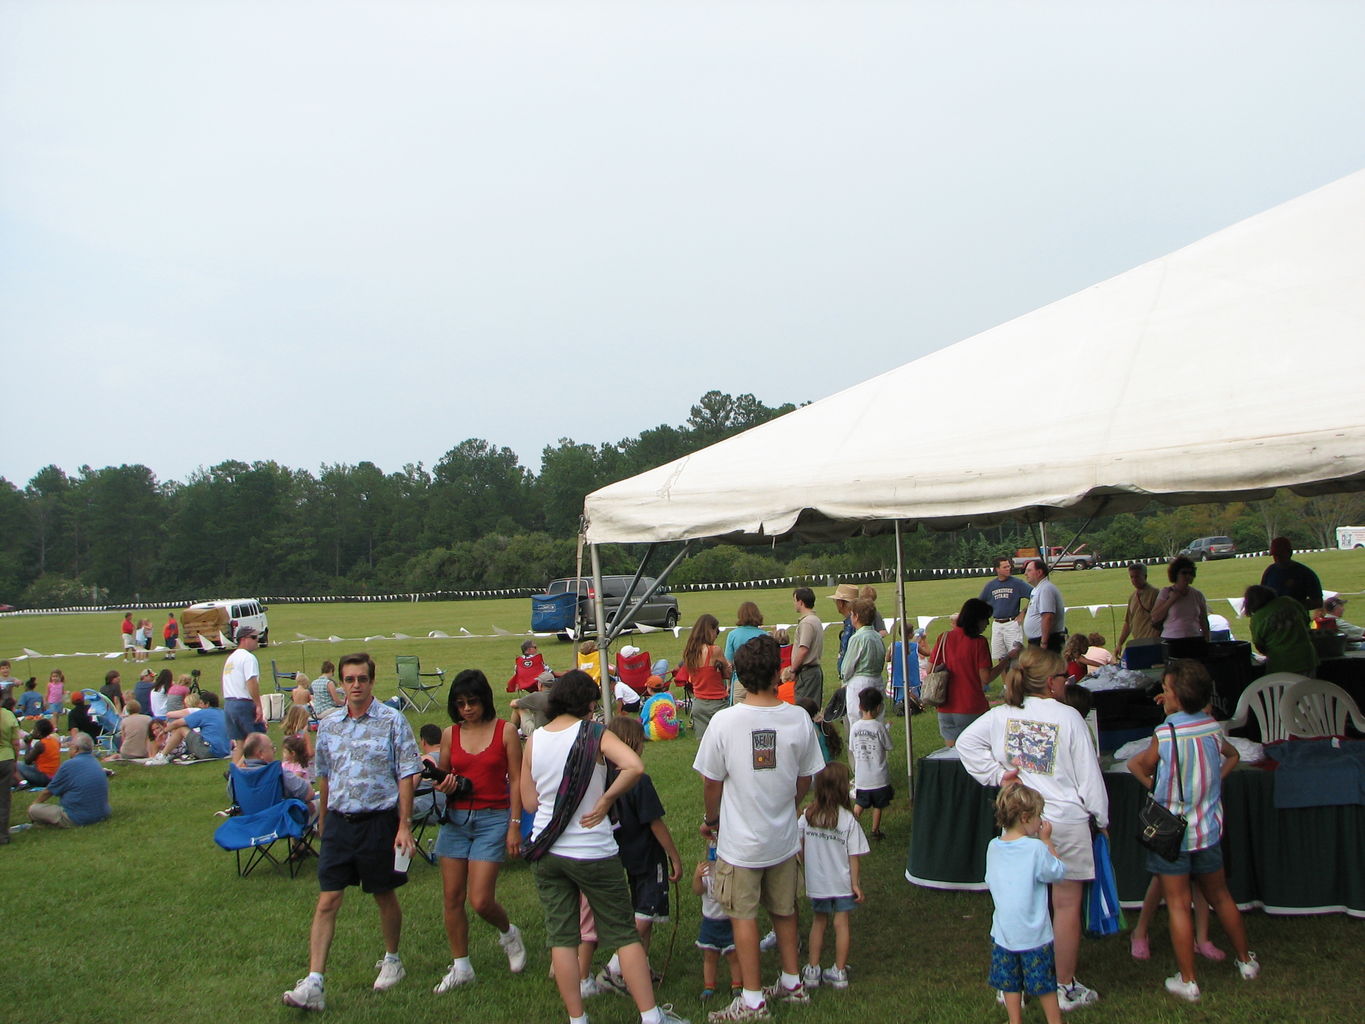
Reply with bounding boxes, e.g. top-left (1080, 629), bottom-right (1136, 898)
top-left (641, 693), bottom-right (679, 741)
